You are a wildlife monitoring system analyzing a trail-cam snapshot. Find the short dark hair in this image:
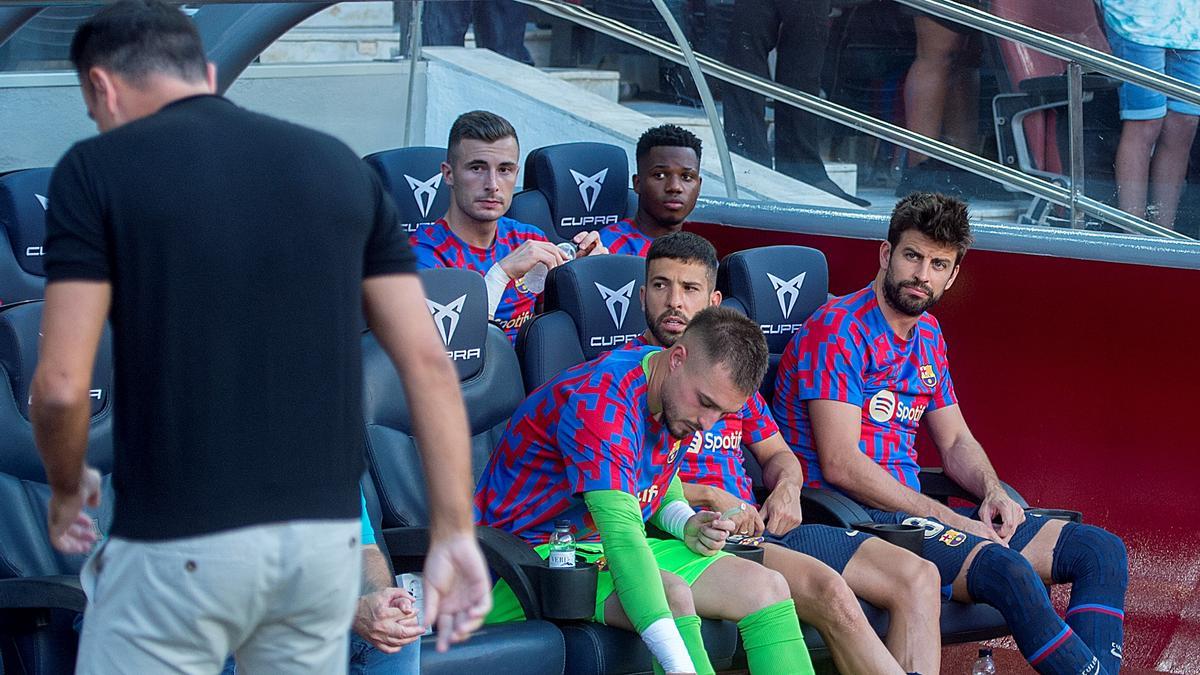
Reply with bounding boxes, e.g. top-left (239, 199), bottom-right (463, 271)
top-left (636, 124), bottom-right (702, 165)
top-left (646, 232), bottom-right (718, 289)
top-left (887, 192), bottom-right (973, 263)
top-left (448, 110), bottom-right (519, 162)
top-left (679, 306), bottom-right (768, 395)
top-left (70, 0), bottom-right (207, 85)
